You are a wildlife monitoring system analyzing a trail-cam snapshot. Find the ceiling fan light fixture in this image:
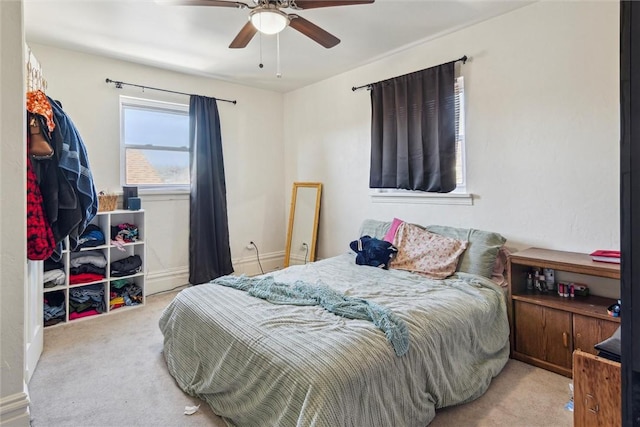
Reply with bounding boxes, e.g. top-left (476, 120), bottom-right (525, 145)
top-left (249, 9), bottom-right (289, 35)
